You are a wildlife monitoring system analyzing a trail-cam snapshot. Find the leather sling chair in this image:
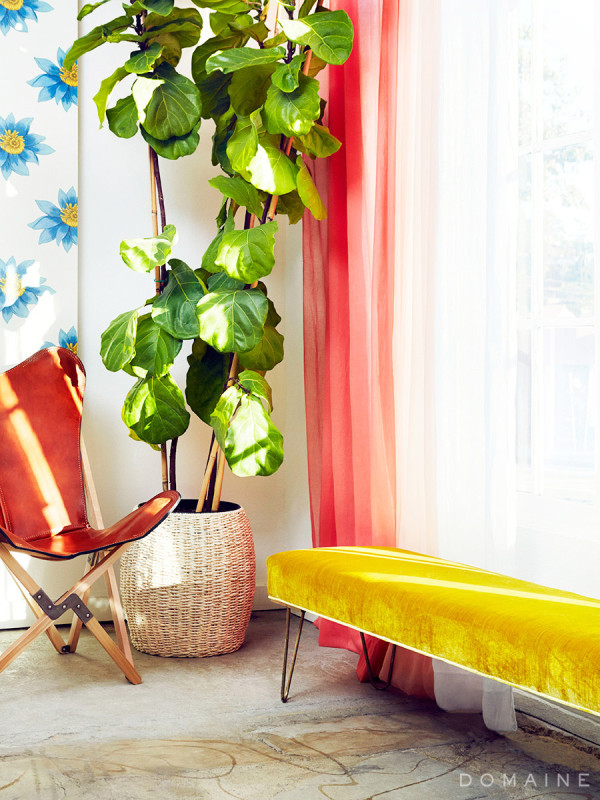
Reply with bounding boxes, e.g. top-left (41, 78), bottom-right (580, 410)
top-left (0, 346), bottom-right (180, 684)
